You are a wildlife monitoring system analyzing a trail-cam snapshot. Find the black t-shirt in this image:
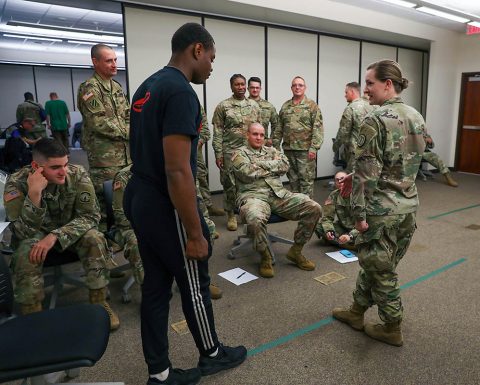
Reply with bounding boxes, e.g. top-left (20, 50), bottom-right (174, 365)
top-left (130, 66), bottom-right (201, 197)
